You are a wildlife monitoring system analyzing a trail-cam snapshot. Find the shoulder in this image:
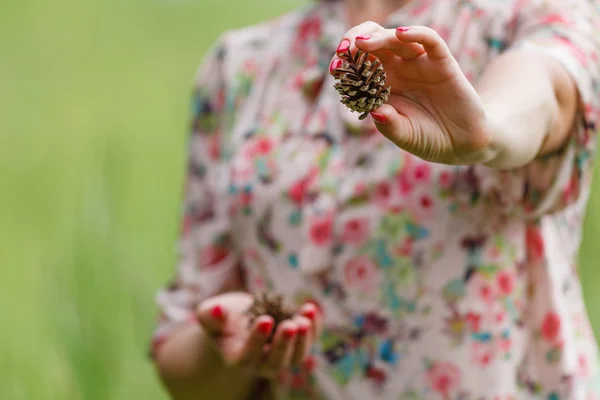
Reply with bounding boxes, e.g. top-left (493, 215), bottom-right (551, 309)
top-left (205, 6), bottom-right (316, 82)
